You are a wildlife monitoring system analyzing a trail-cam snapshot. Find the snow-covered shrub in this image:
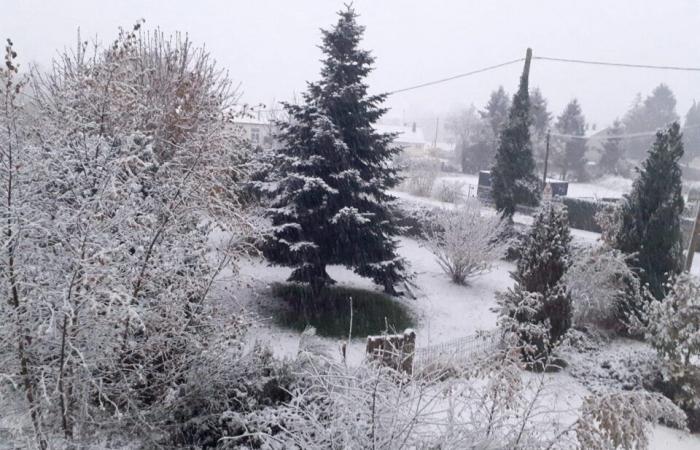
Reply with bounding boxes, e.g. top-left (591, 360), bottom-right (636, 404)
top-left (432, 179), bottom-right (466, 203)
top-left (392, 202), bottom-right (434, 238)
top-left (595, 201), bottom-right (623, 246)
top-left (565, 245), bottom-right (646, 332)
top-left (647, 273), bottom-right (700, 371)
top-left (498, 202), bottom-right (573, 359)
top-left (576, 391), bottom-right (686, 450)
top-left (165, 344), bottom-right (297, 448)
top-left (217, 345), bottom-right (676, 449)
top-left (399, 157), bottom-right (440, 197)
top-left (645, 273), bottom-right (700, 428)
top-left (0, 28), bottom-right (253, 446)
top-left (424, 199), bottom-right (509, 284)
